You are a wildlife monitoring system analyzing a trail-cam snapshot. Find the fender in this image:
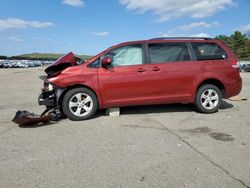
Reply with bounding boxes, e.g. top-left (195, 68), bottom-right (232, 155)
top-left (193, 72), bottom-right (225, 101)
top-left (47, 65), bottom-right (104, 108)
